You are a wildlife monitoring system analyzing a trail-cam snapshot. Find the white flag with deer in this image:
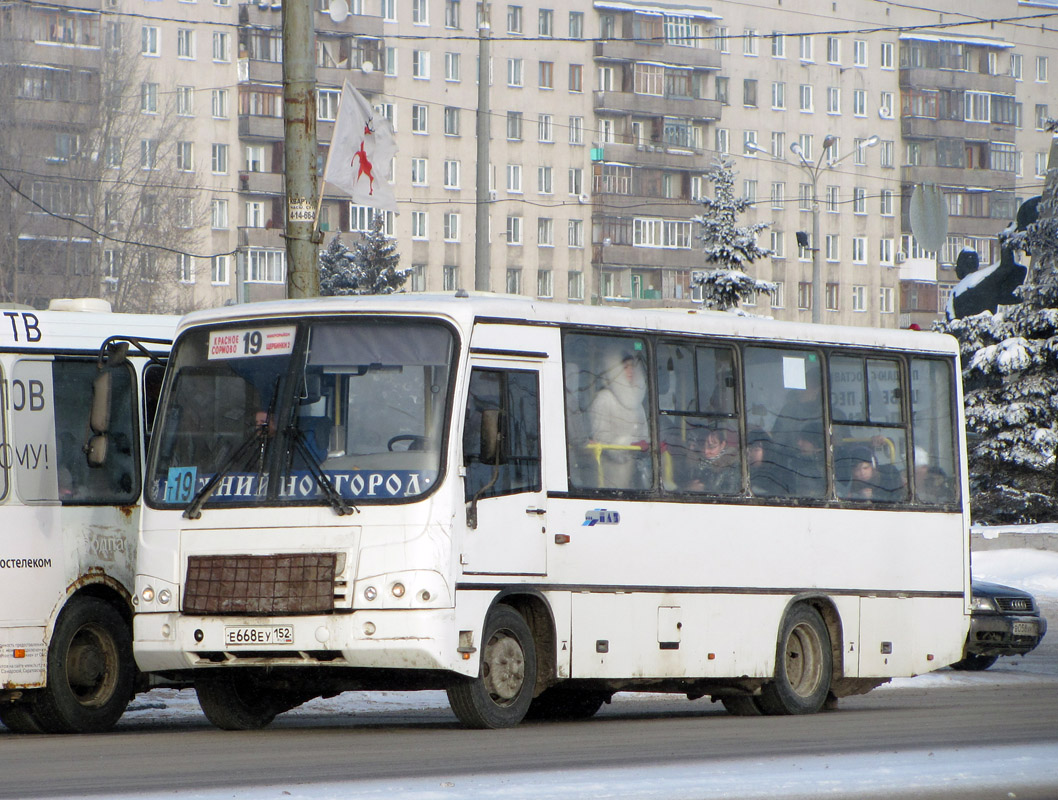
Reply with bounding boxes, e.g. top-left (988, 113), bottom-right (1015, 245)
top-left (323, 80), bottom-right (398, 213)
